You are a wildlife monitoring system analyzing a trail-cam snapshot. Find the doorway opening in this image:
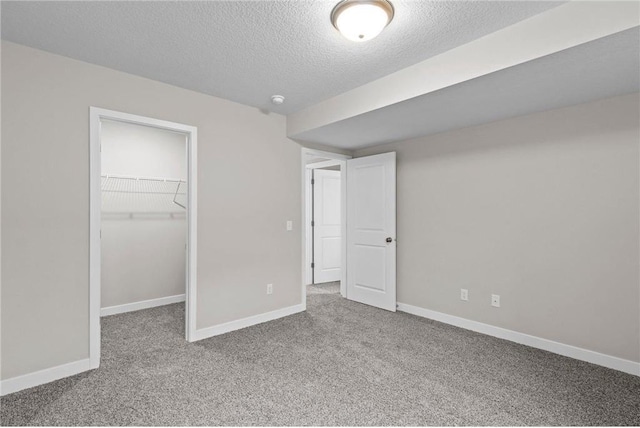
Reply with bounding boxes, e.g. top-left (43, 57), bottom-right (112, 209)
top-left (89, 108), bottom-right (198, 369)
top-left (301, 148), bottom-right (397, 313)
top-left (301, 149), bottom-right (350, 307)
